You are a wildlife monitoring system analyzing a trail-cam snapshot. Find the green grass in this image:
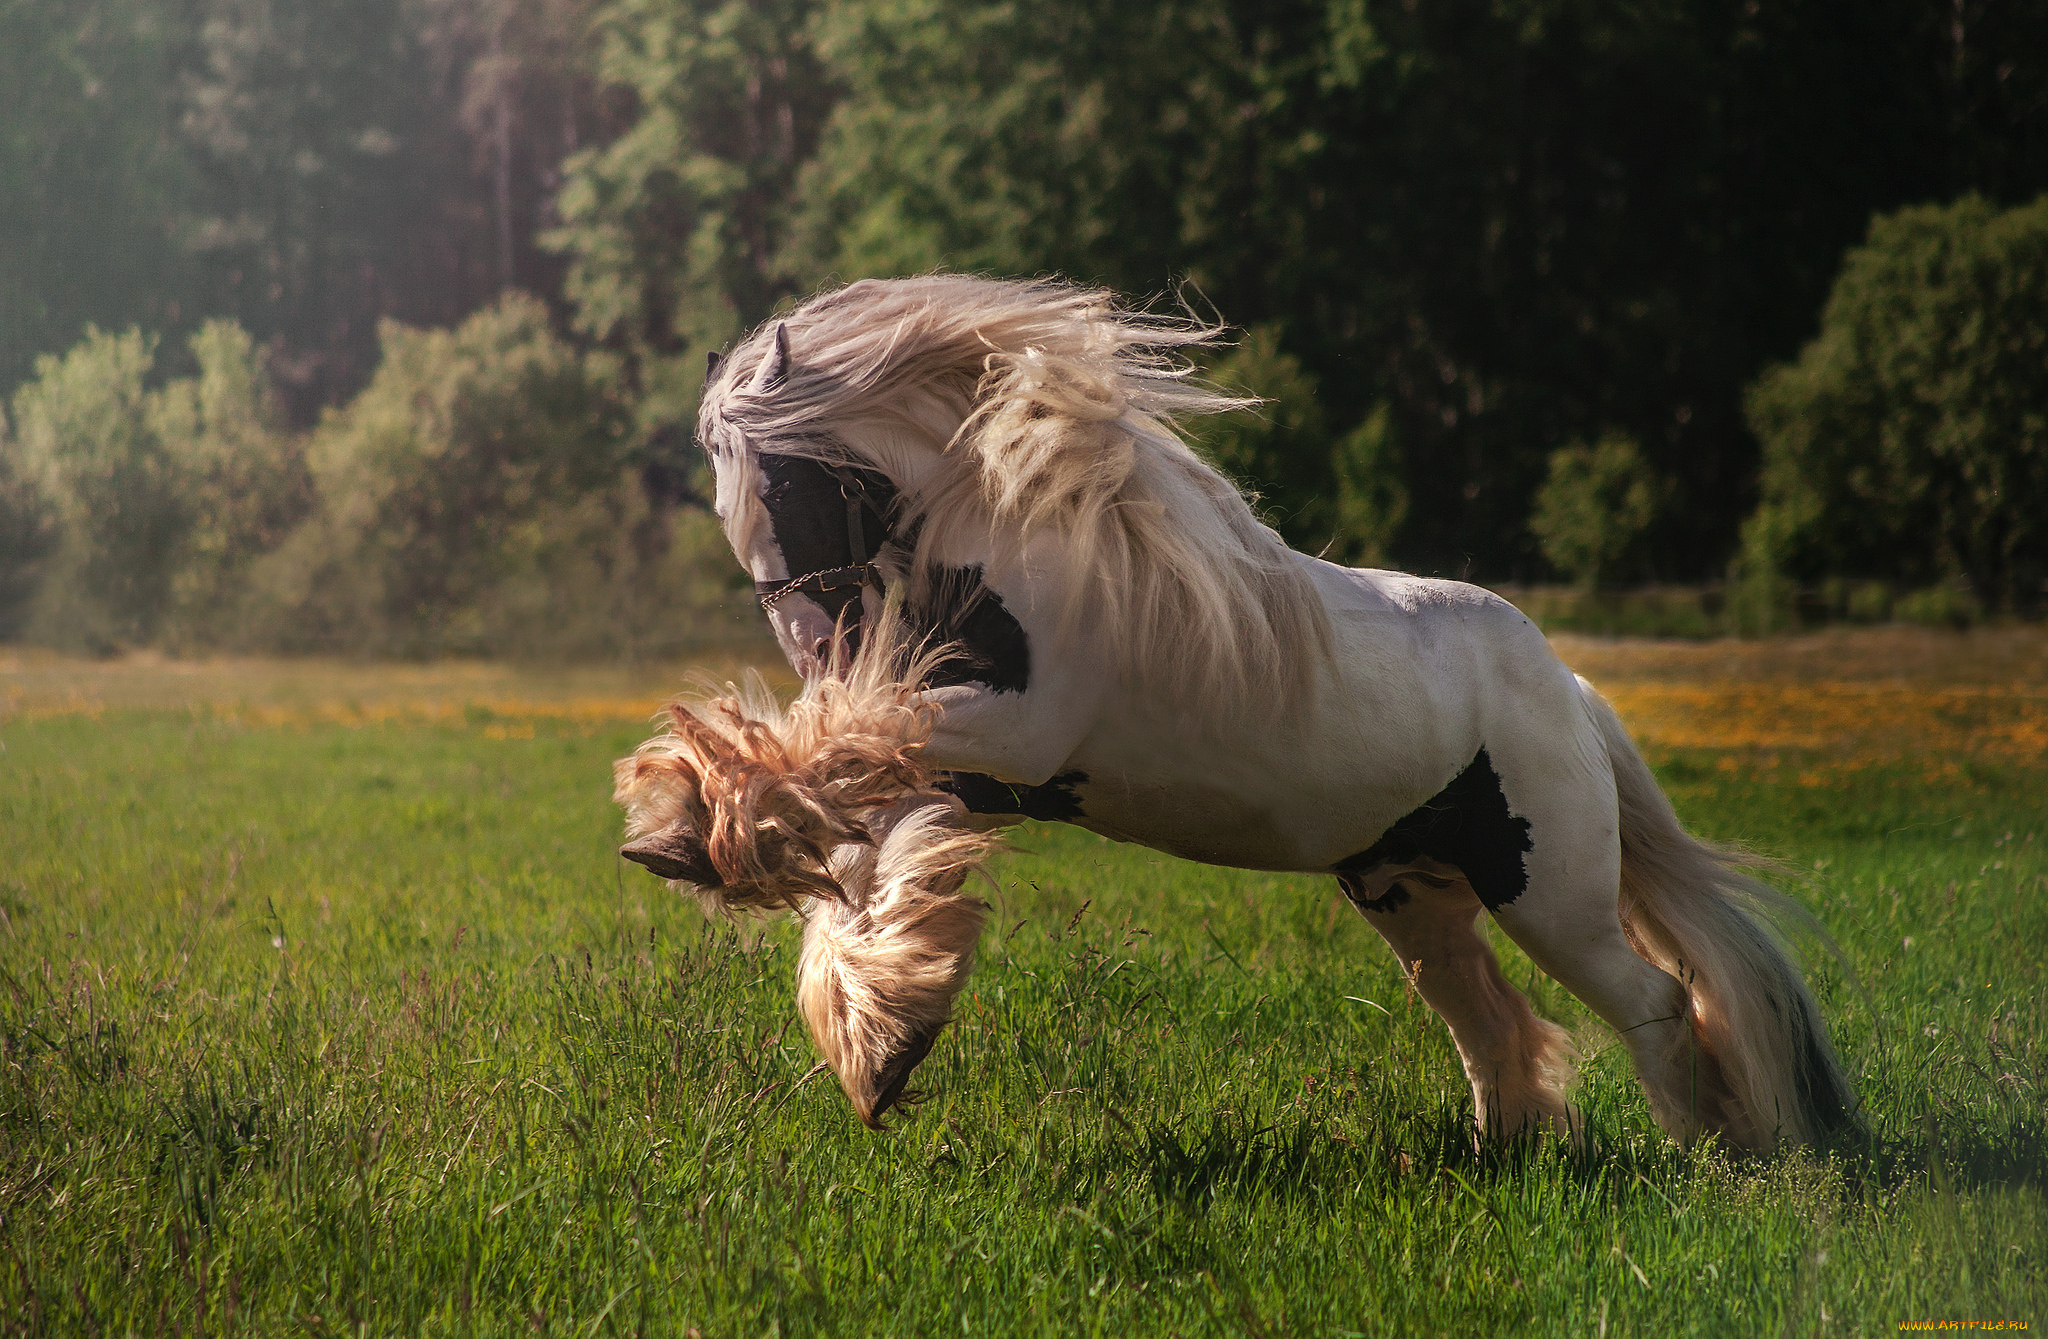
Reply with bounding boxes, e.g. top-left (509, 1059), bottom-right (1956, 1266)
top-left (0, 697), bottom-right (2043, 1336)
